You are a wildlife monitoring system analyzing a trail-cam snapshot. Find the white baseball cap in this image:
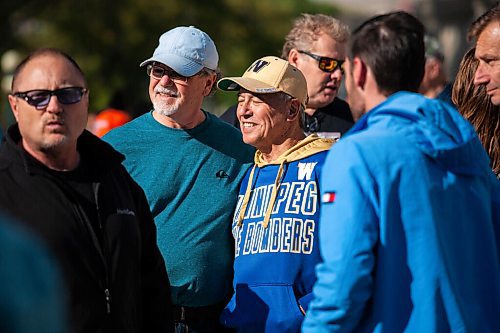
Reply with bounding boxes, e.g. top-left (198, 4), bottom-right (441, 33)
top-left (140, 26), bottom-right (218, 77)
